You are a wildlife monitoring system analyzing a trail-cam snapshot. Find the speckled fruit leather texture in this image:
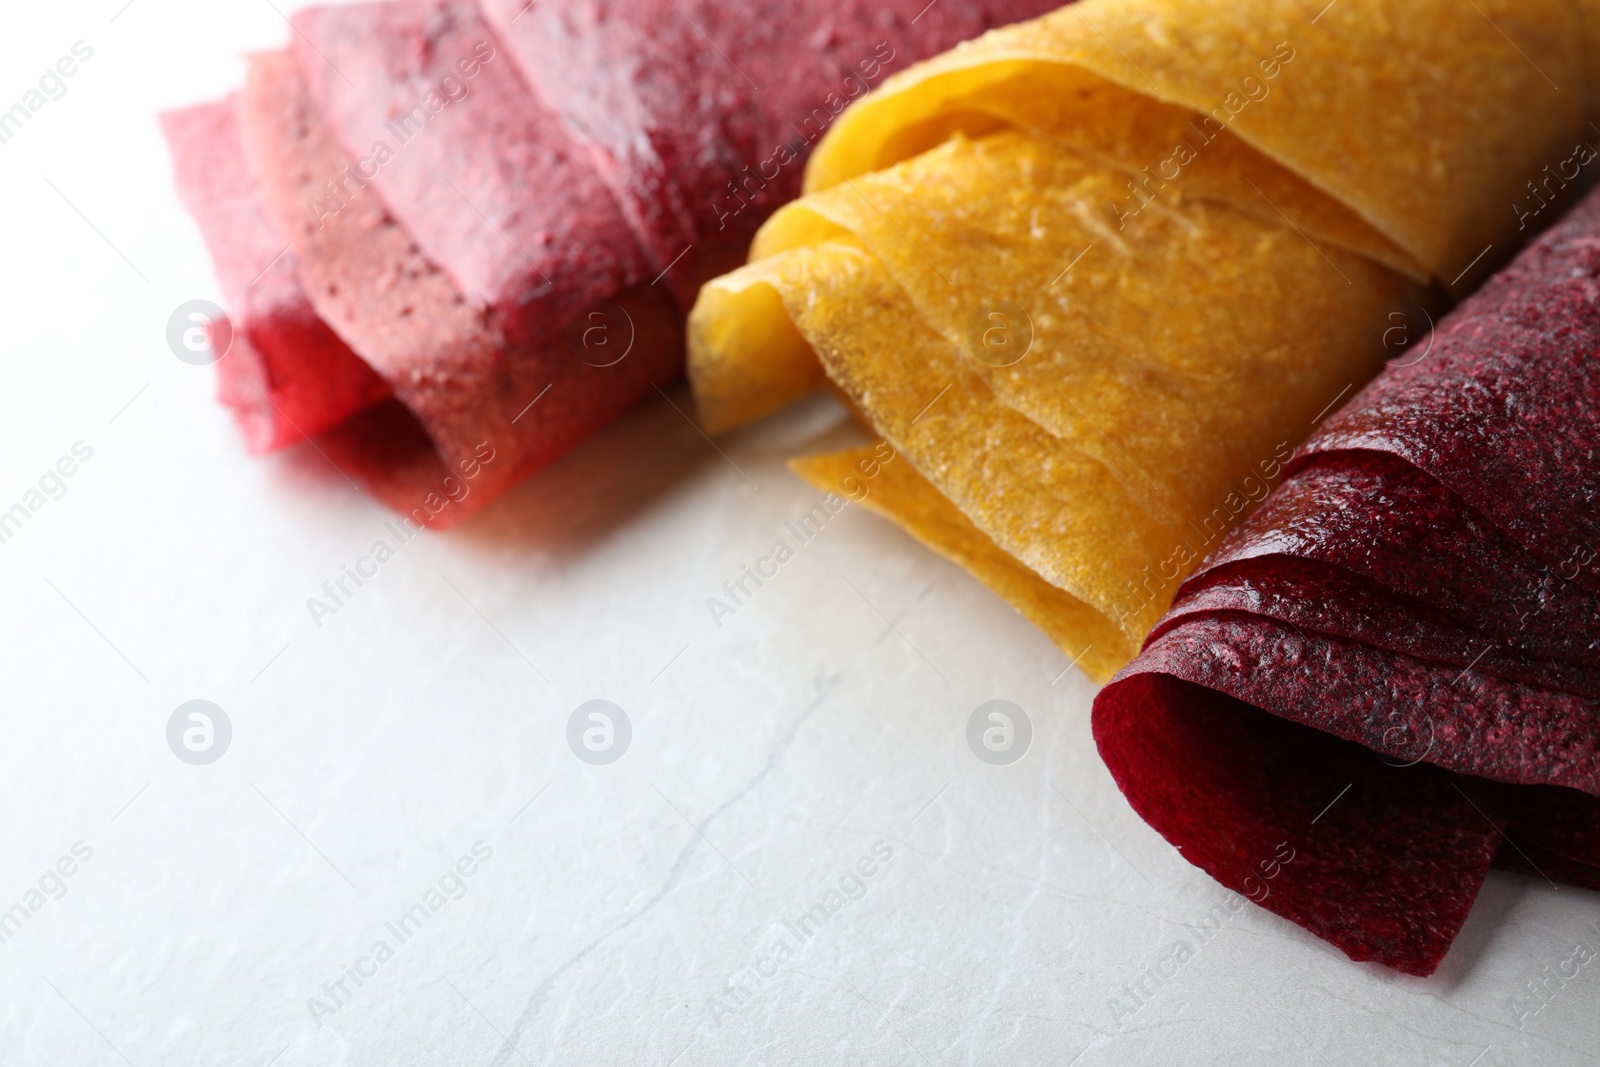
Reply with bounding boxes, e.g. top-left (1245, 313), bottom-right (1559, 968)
top-left (162, 0), bottom-right (1061, 527)
top-left (1095, 183), bottom-right (1600, 976)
